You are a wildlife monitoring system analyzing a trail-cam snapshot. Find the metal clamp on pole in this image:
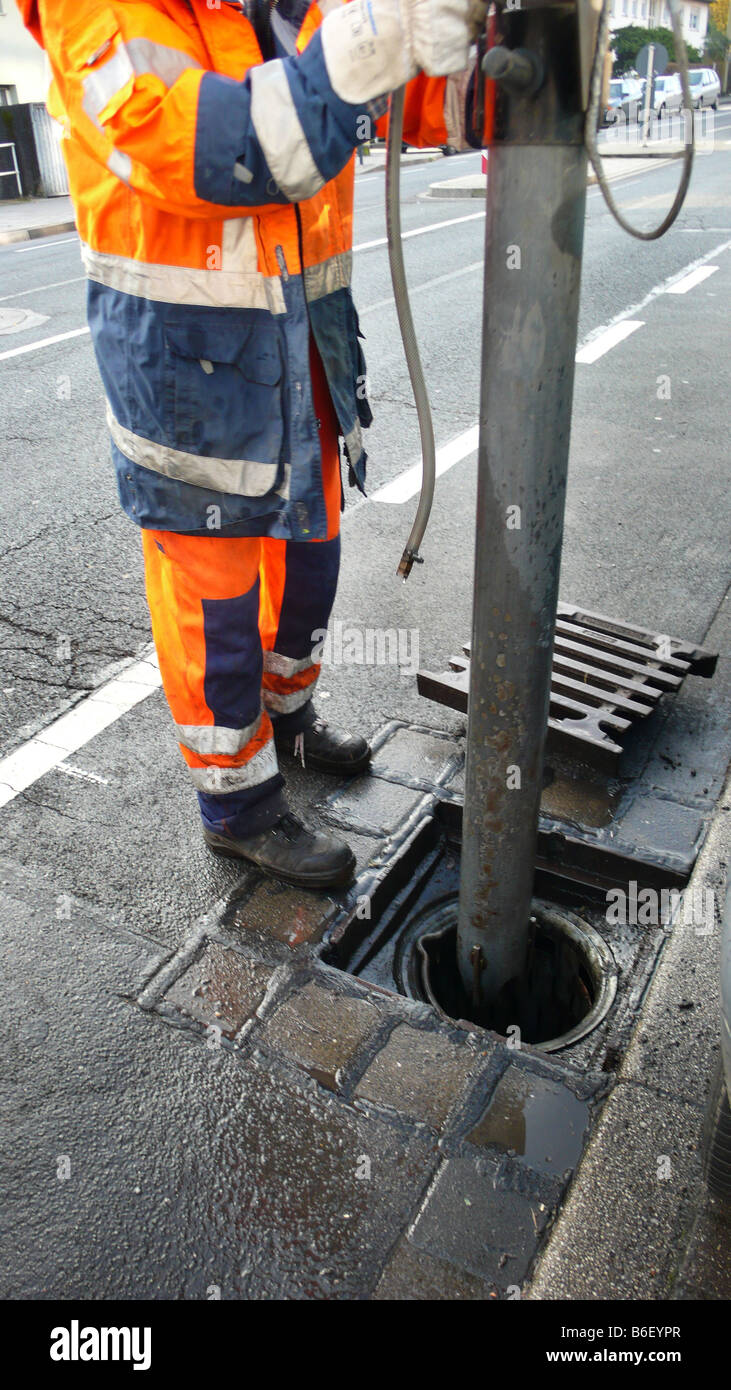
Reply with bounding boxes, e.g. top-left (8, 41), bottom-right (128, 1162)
top-left (482, 45), bottom-right (544, 95)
